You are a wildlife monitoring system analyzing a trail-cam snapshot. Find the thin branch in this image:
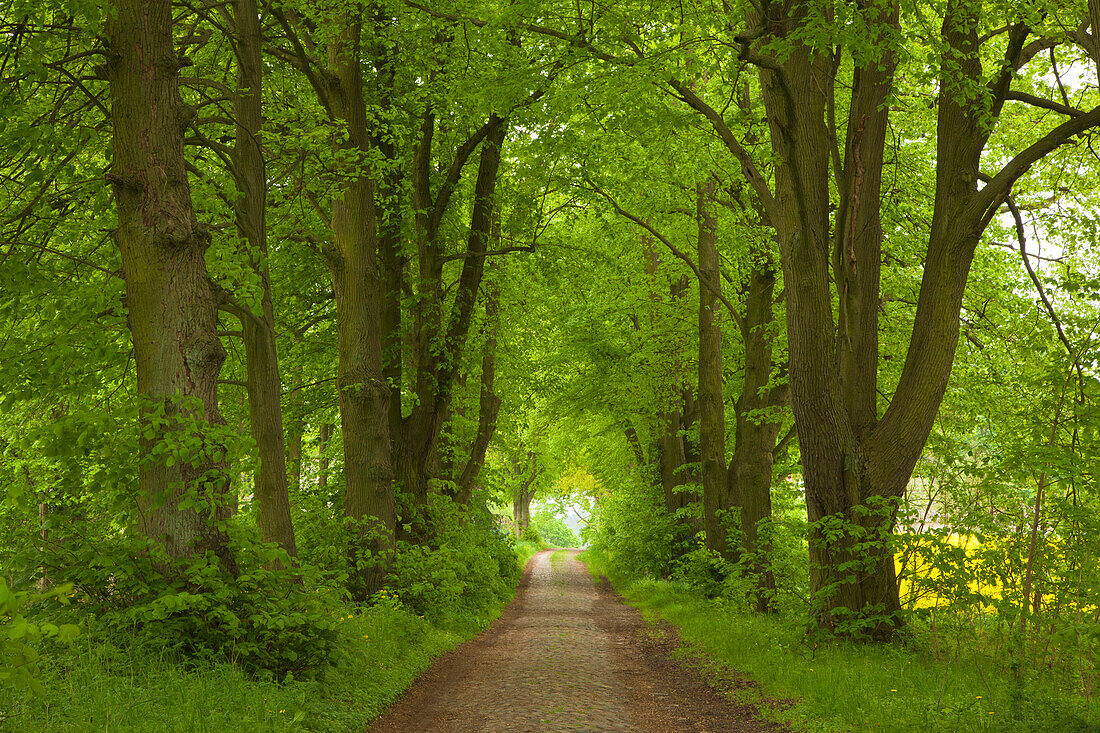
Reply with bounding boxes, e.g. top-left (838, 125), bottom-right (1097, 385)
top-left (585, 178), bottom-right (745, 331)
top-left (665, 78), bottom-right (778, 224)
top-left (9, 242), bottom-right (119, 277)
top-left (440, 244), bottom-right (535, 263)
top-left (428, 115), bottom-right (505, 239)
top-left (773, 423), bottom-right (797, 457)
top-left (280, 376), bottom-right (335, 396)
top-left (403, 1), bottom-right (638, 65)
top-left (1006, 194), bottom-right (1083, 382)
top-left (969, 105), bottom-right (1100, 224)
